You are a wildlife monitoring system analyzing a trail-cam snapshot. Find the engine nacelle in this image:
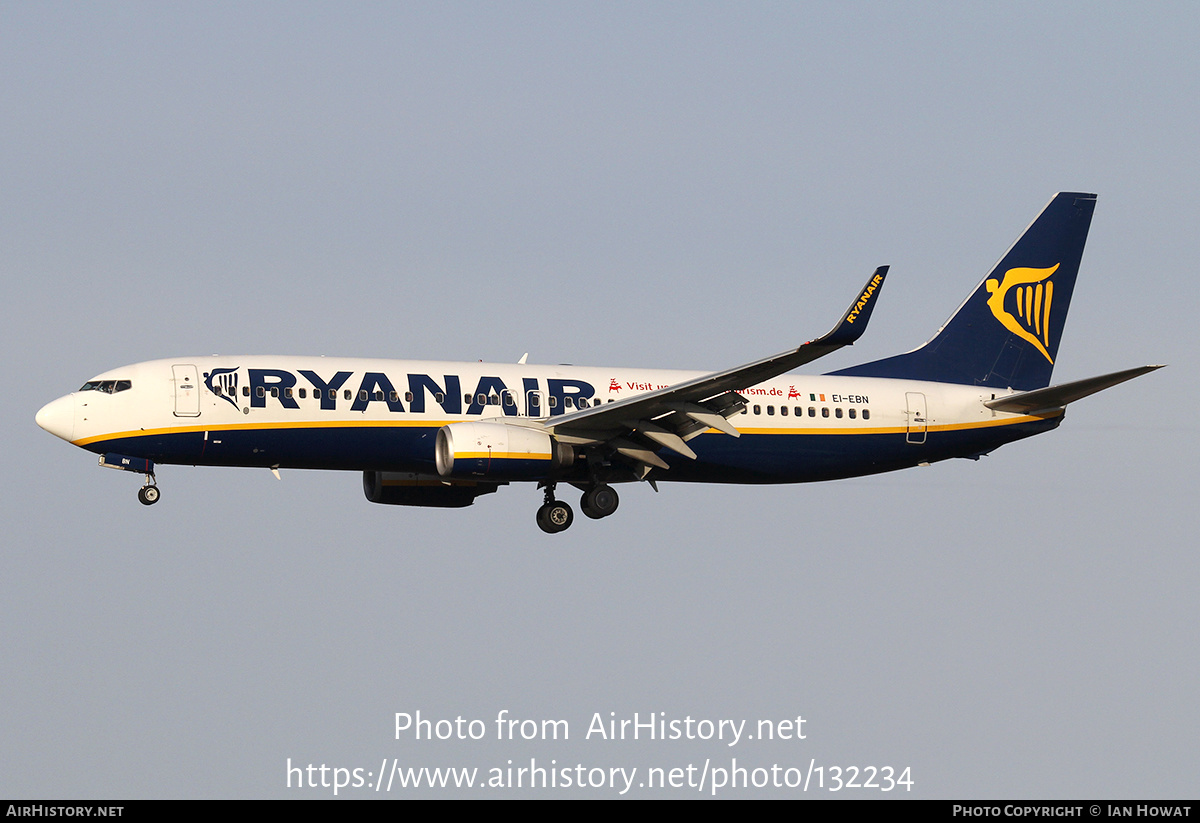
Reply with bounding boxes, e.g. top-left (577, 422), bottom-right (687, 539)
top-left (435, 421), bottom-right (574, 481)
top-left (362, 471), bottom-right (500, 508)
